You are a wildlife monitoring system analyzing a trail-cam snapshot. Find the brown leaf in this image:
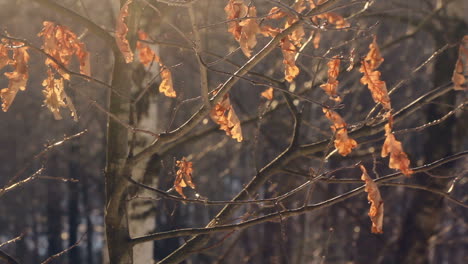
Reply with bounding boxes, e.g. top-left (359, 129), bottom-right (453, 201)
top-left (281, 38), bottom-right (300, 82)
top-left (42, 69), bottom-right (77, 121)
top-left (365, 36), bottom-right (384, 70)
top-left (1, 45), bottom-right (29, 112)
top-left (359, 61), bottom-right (391, 110)
top-left (211, 94), bottom-right (243, 142)
top-left (323, 108), bottom-right (357, 156)
top-left (360, 165), bottom-right (384, 234)
top-left (115, 0), bottom-right (134, 63)
top-left (38, 21), bottom-right (91, 78)
top-left (452, 35), bottom-right (468, 90)
top-left (174, 158), bottom-right (196, 198)
top-left (0, 43), bottom-right (10, 70)
top-left (261, 87), bottom-right (274, 100)
top-left (136, 30), bottom-right (160, 67)
top-left (159, 67), bottom-right (176, 98)
top-left (238, 6), bottom-right (261, 57)
top-left (320, 57), bottom-right (341, 102)
top-left (381, 122), bottom-right (413, 176)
